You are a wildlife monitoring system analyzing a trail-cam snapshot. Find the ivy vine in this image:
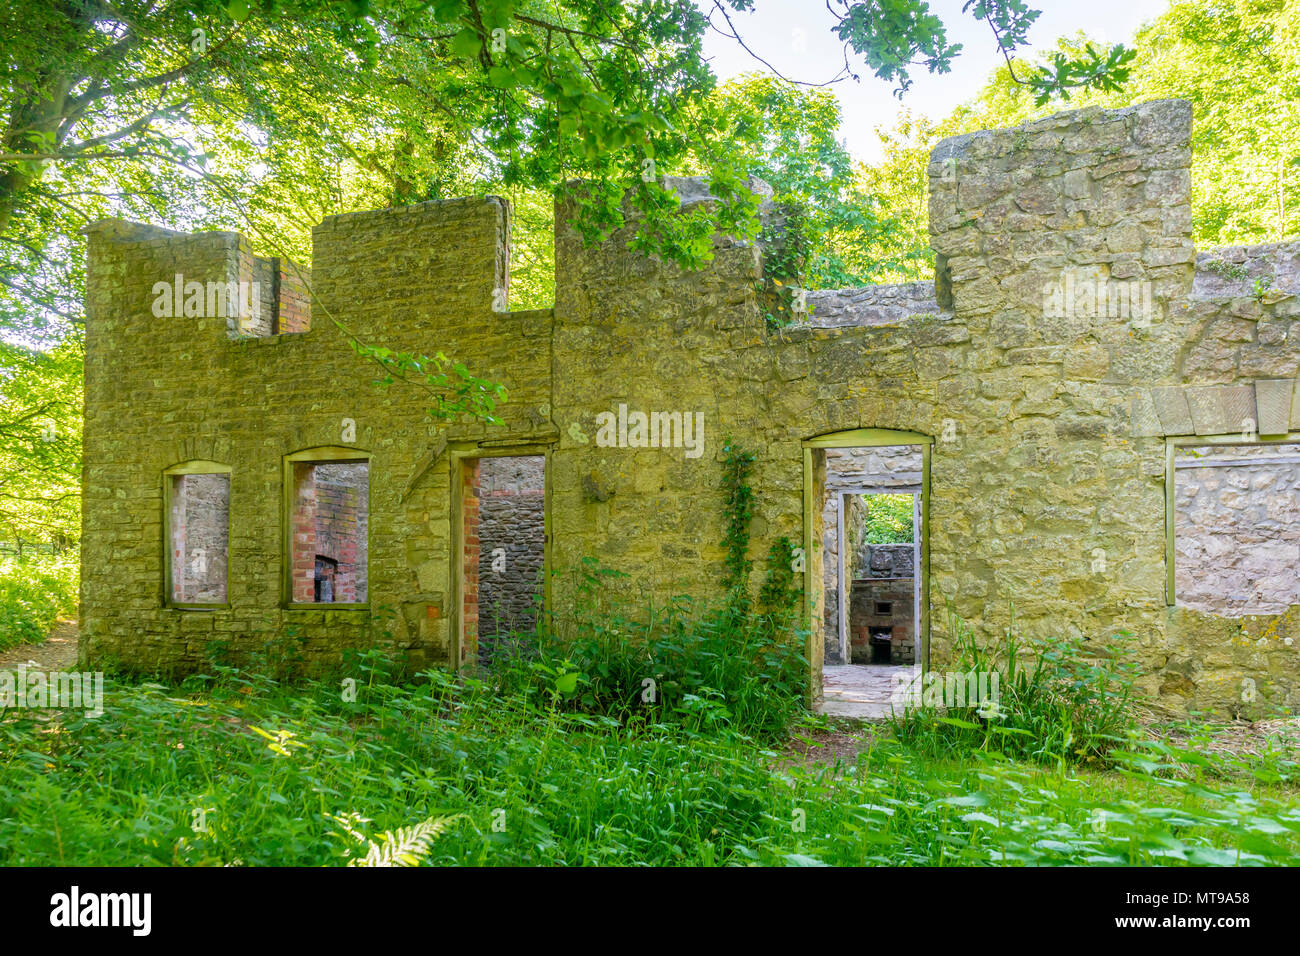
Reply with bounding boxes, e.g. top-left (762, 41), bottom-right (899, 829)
top-left (721, 439), bottom-right (801, 623)
top-left (721, 438), bottom-right (756, 610)
top-left (759, 536), bottom-right (801, 618)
